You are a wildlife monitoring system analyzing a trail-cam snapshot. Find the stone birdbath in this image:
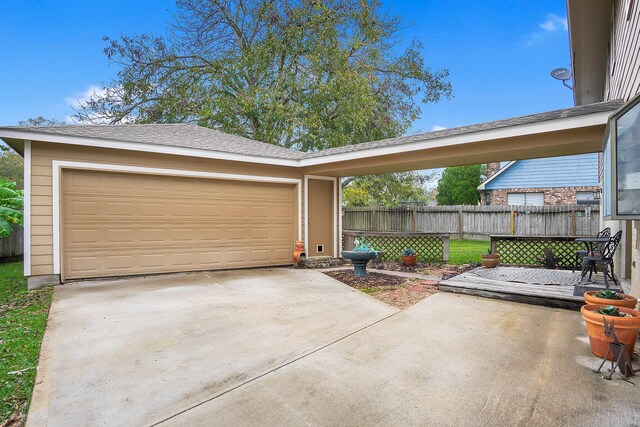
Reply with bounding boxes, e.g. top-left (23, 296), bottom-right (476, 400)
top-left (341, 243), bottom-right (381, 277)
